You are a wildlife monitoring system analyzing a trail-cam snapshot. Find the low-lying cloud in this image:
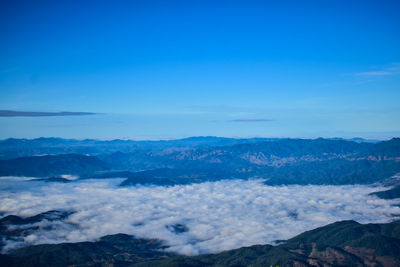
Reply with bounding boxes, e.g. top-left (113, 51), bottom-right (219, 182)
top-left (0, 110), bottom-right (97, 117)
top-left (1, 178), bottom-right (399, 255)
